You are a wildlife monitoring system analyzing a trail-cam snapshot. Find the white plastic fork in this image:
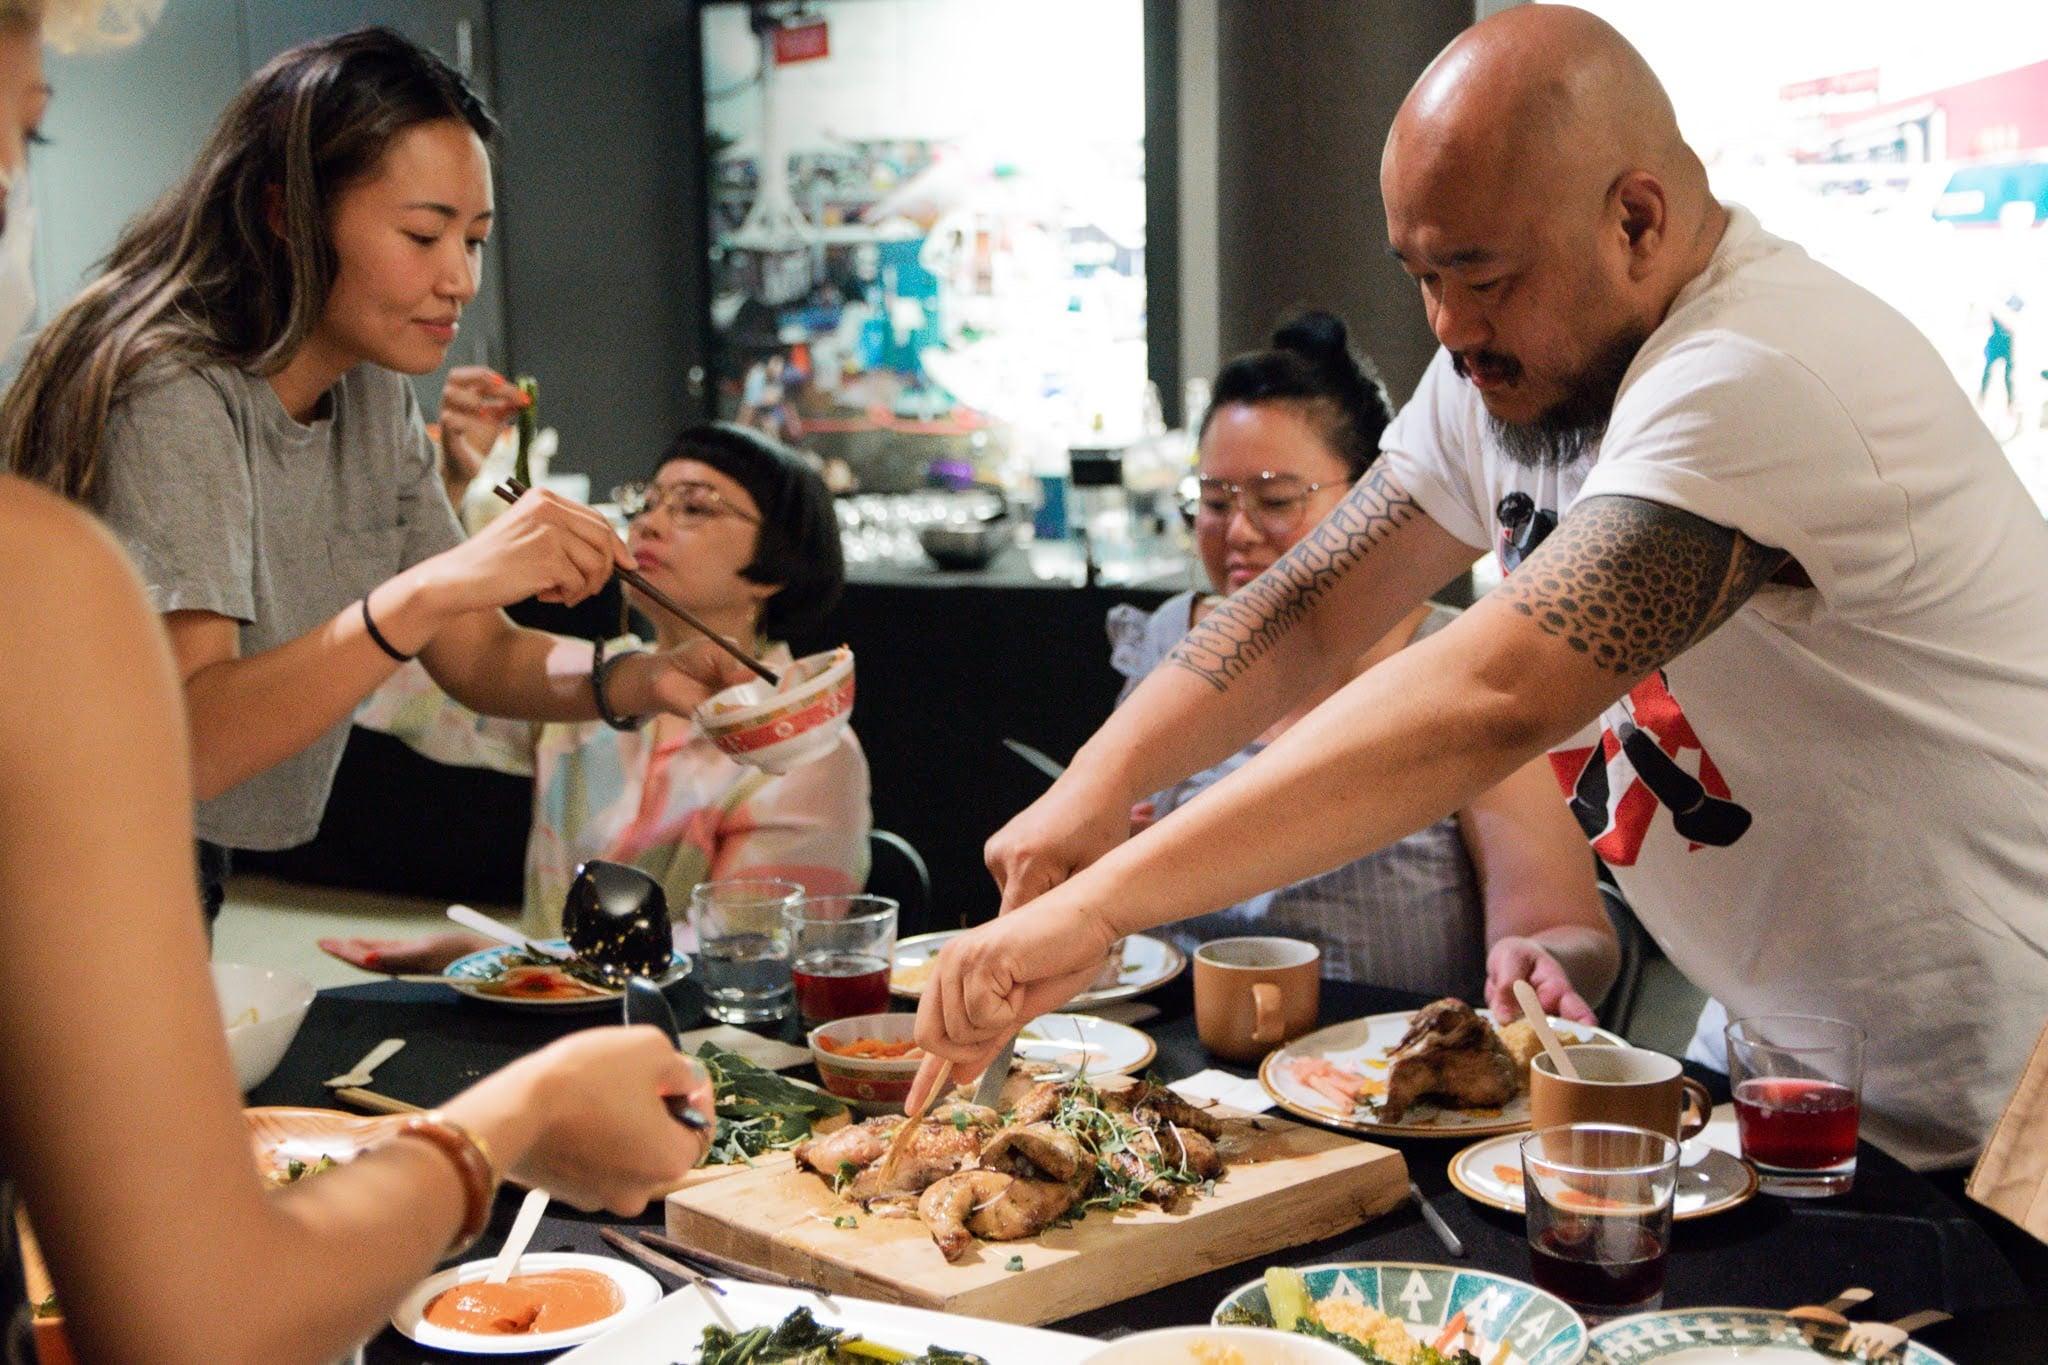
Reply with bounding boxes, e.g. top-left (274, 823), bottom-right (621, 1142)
top-left (1837, 1309), bottom-right (1951, 1358)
